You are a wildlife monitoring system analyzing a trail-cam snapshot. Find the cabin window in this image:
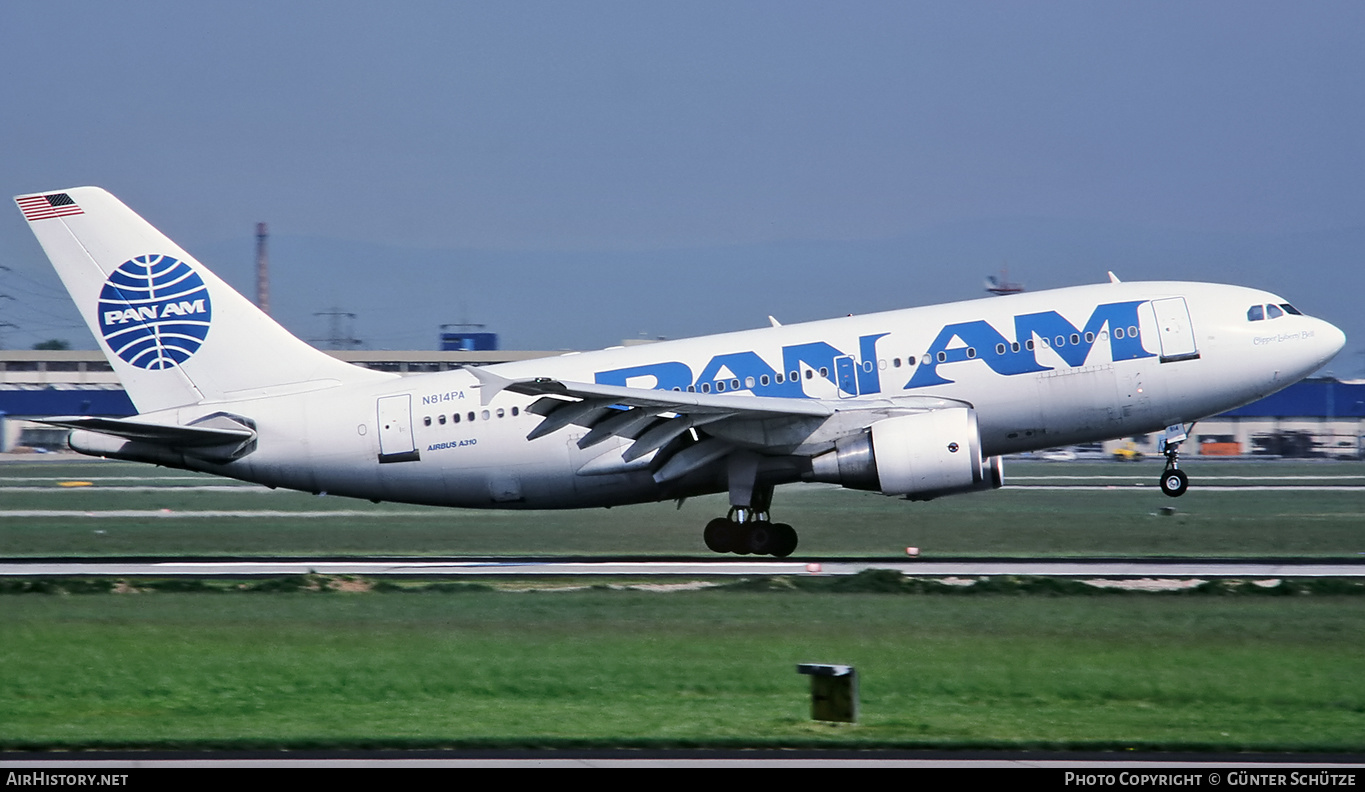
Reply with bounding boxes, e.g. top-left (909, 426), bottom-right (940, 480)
top-left (818, 367), bottom-right (828, 378)
top-left (687, 385), bottom-right (696, 392)
top-left (995, 343), bottom-right (1006, 355)
top-left (1054, 336), bottom-right (1065, 347)
top-left (1084, 332), bottom-right (1094, 343)
top-left (1127, 326), bottom-right (1137, 337)
top-left (468, 412), bottom-right (476, 422)
top-left (716, 381), bottom-right (726, 392)
top-left (921, 354), bottom-right (931, 365)
top-left (892, 358), bottom-right (901, 368)
top-left (1025, 339), bottom-right (1035, 350)
top-left (760, 375), bottom-right (770, 386)
top-left (862, 361), bottom-right (873, 373)
top-left (481, 410), bottom-right (490, 420)
top-left (438, 414), bottom-right (446, 425)
top-left (732, 379), bottom-right (741, 390)
top-left (966, 347), bottom-right (976, 359)
top-left (936, 351), bottom-right (947, 363)
top-left (805, 369), bottom-right (814, 379)
top-left (423, 416), bottom-right (431, 426)
top-left (1115, 326), bottom-right (1126, 338)
top-left (774, 374), bottom-right (784, 384)
top-left (453, 413), bottom-right (461, 423)
top-left (701, 383), bottom-right (711, 393)
top-left (1011, 342), bottom-right (1020, 353)
top-left (511, 407), bottom-right (519, 416)
top-left (1070, 333), bottom-right (1080, 345)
